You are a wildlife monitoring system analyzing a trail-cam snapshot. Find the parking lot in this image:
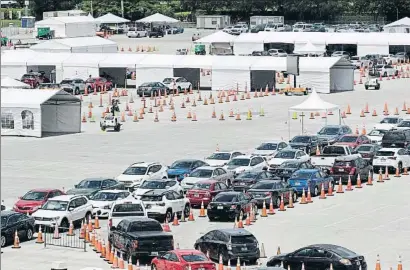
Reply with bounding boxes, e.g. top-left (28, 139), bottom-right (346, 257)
top-left (2, 72), bottom-right (410, 269)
